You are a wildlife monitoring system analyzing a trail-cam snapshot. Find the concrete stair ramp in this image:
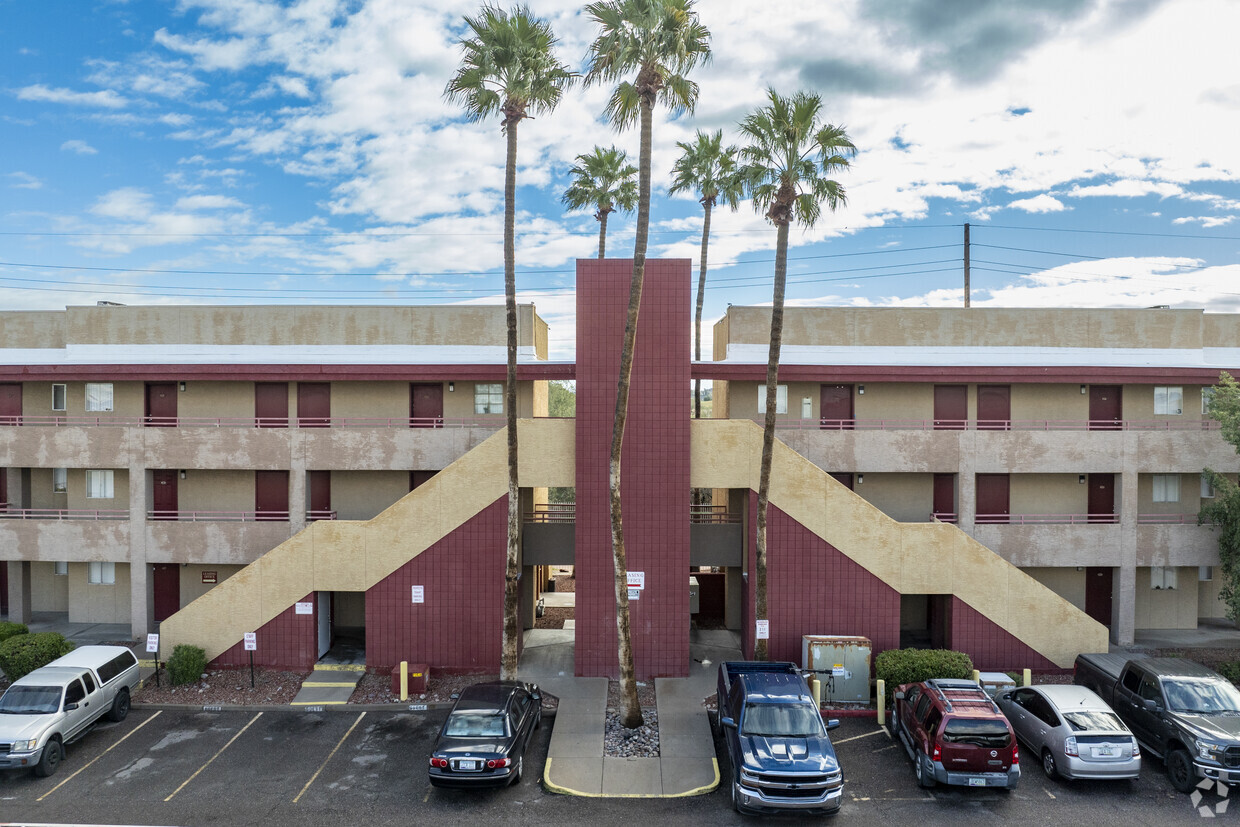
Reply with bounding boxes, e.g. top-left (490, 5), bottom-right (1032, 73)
top-left (292, 664), bottom-right (366, 707)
